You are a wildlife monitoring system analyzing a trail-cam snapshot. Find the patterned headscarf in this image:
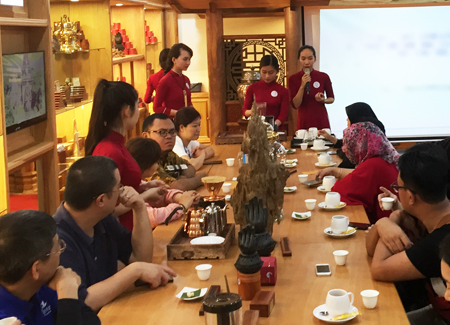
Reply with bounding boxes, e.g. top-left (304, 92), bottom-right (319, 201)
top-left (343, 122), bottom-right (399, 166)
